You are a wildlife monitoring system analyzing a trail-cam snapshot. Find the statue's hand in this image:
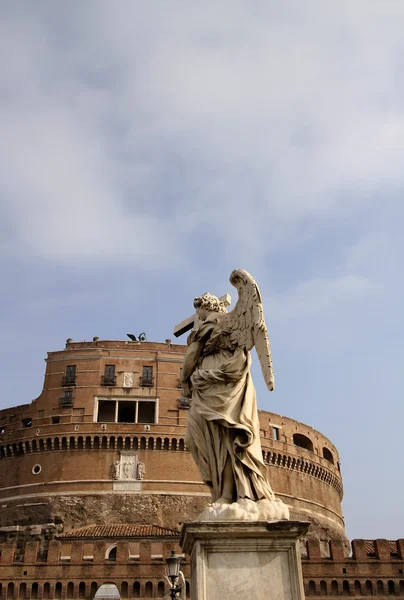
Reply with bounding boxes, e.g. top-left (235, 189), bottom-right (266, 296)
top-left (182, 381), bottom-right (192, 398)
